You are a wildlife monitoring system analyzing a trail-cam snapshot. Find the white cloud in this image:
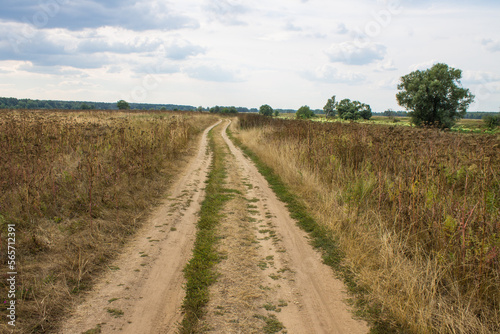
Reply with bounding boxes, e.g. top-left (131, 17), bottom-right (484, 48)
top-left (325, 42), bottom-right (386, 65)
top-left (376, 77), bottom-right (400, 90)
top-left (408, 60), bottom-right (439, 72)
top-left (375, 59), bottom-right (397, 72)
top-left (204, 0), bottom-right (250, 26)
top-left (0, 22), bottom-right (205, 73)
top-left (305, 64), bottom-right (366, 84)
top-left (133, 62), bottom-right (180, 75)
top-left (285, 21), bottom-right (302, 32)
top-left (0, 0), bottom-right (499, 111)
top-left (17, 63), bottom-right (89, 76)
top-left (163, 40), bottom-right (206, 60)
top-left (463, 70), bottom-right (500, 84)
top-left (0, 0), bottom-right (199, 31)
top-left (336, 23), bottom-right (349, 35)
top-left (258, 32), bottom-right (293, 42)
top-left (482, 38), bottom-right (500, 52)
top-left (76, 36), bottom-right (163, 55)
top-left (184, 63), bottom-right (243, 82)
